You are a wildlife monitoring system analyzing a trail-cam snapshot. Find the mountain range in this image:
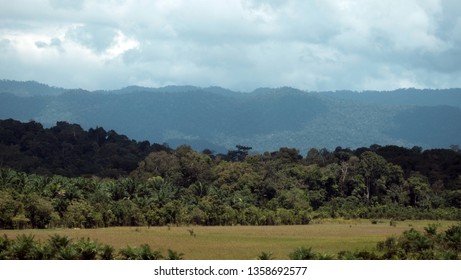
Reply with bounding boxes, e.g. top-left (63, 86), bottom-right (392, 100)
top-left (1, 79), bottom-right (460, 153)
